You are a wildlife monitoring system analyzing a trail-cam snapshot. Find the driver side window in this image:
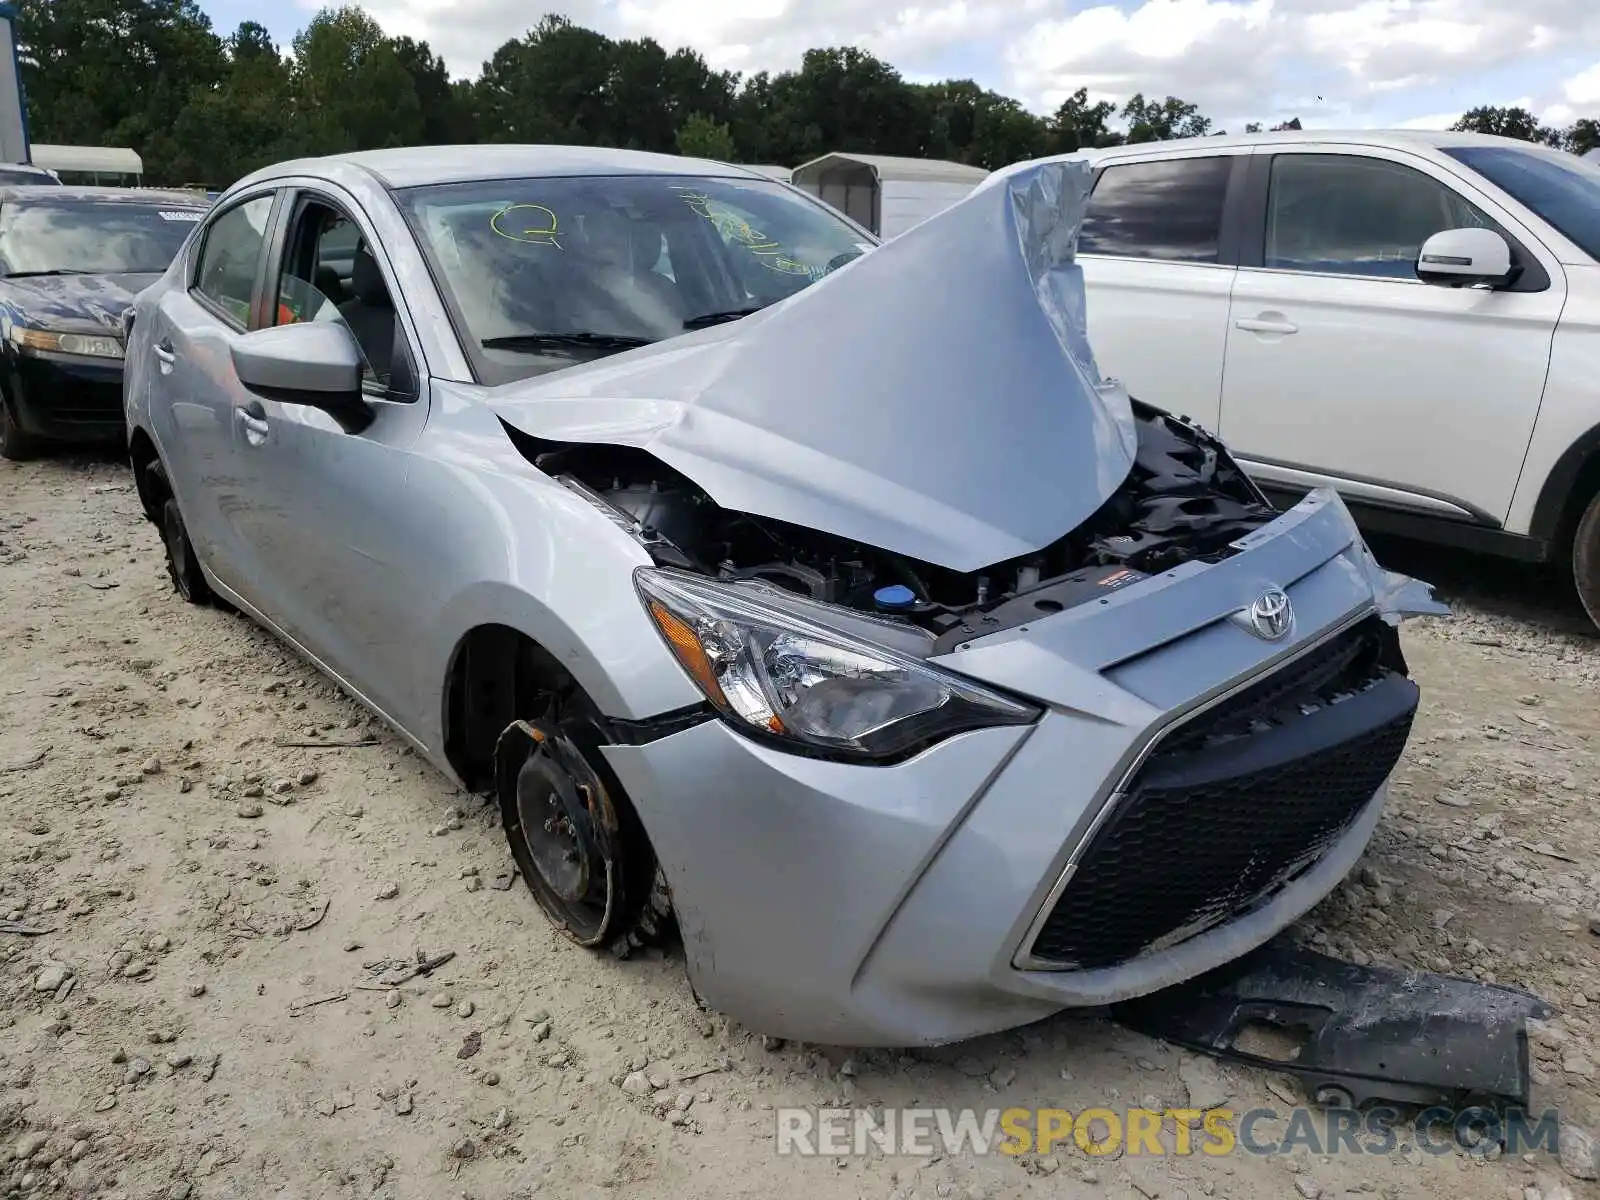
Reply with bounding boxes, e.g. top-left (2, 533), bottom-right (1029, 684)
top-left (274, 199), bottom-right (408, 394)
top-left (1264, 154), bottom-right (1495, 279)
